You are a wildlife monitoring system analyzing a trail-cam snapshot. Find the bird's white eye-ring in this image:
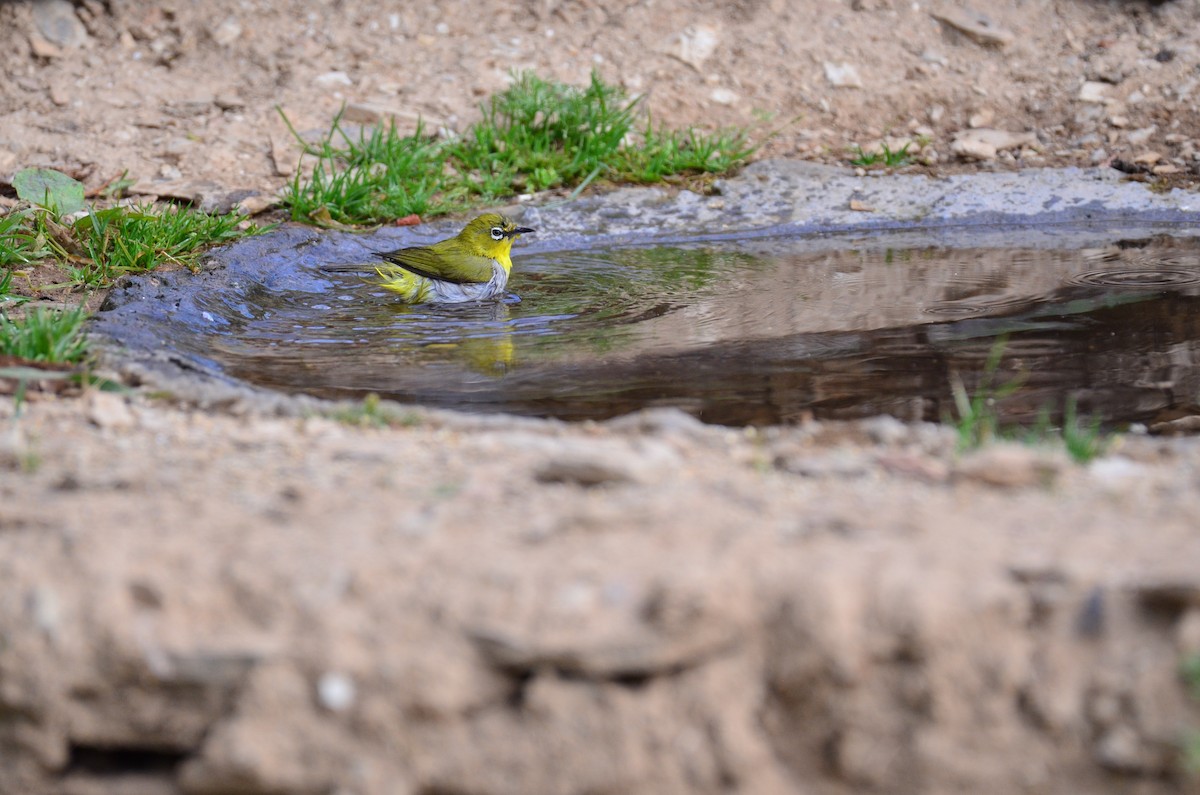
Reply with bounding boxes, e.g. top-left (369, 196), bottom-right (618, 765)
top-left (490, 226), bottom-right (505, 240)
